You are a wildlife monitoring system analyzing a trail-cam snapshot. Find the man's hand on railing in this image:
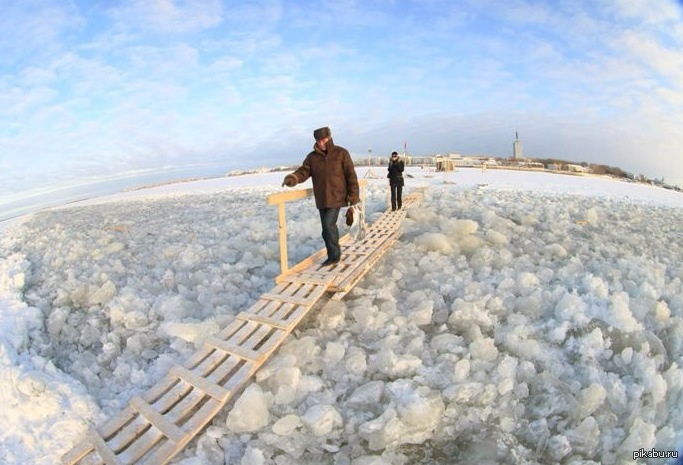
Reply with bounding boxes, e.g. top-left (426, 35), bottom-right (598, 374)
top-left (282, 174), bottom-right (297, 187)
